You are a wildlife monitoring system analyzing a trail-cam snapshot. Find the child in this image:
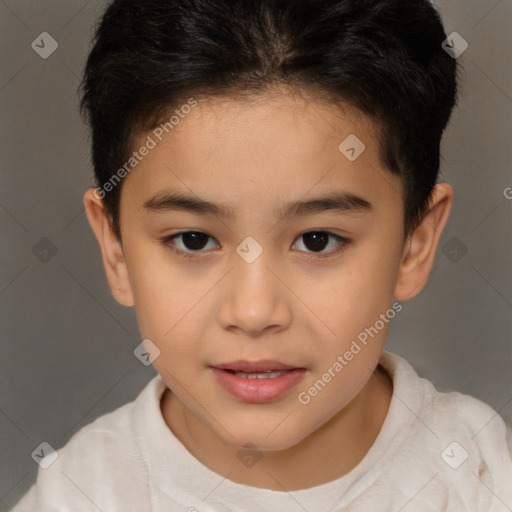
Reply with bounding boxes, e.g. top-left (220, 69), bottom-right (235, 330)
top-left (12, 0), bottom-right (512, 510)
